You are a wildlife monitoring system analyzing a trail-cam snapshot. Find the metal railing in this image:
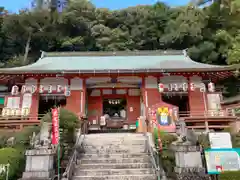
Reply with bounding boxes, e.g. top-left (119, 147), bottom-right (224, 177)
top-left (145, 133), bottom-right (167, 180)
top-left (61, 119), bottom-right (87, 180)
